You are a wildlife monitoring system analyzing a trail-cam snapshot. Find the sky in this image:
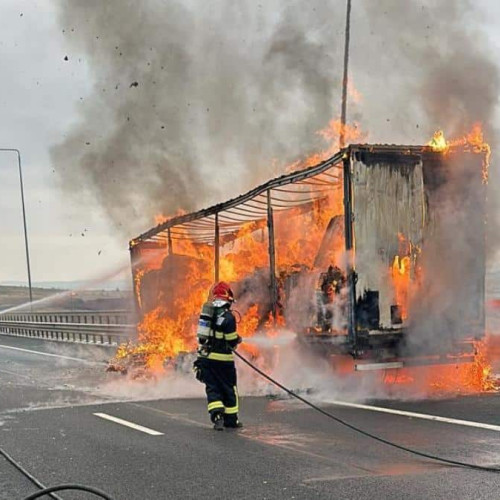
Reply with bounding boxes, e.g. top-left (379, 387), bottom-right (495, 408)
top-left (1, 0), bottom-right (500, 285)
top-left (0, 0), bottom-right (128, 284)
